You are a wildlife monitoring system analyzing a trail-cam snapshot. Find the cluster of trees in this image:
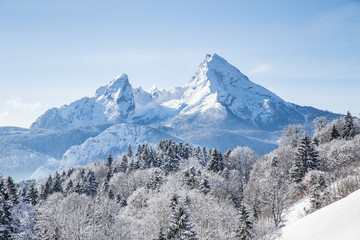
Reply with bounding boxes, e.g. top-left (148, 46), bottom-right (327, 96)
top-left (1, 112), bottom-right (360, 239)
